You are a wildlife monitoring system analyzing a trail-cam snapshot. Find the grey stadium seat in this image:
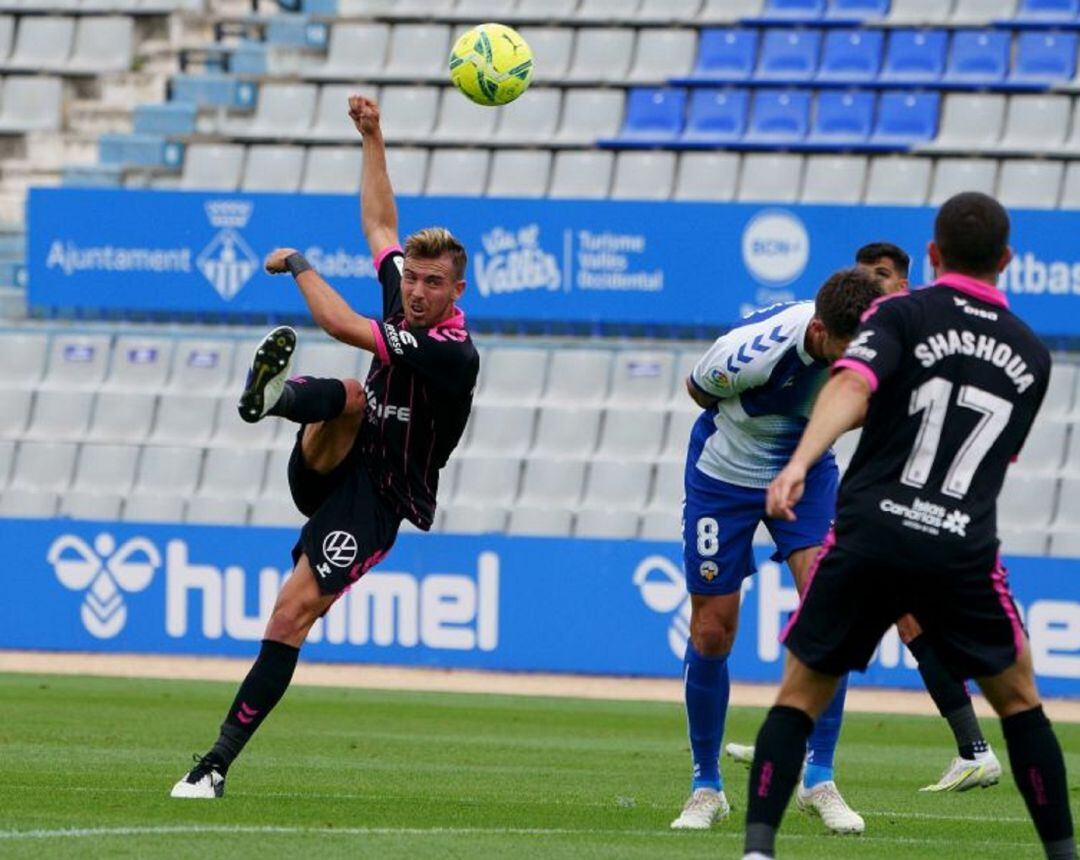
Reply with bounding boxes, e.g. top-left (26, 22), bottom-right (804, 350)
top-left (554, 88), bottom-right (625, 145)
top-left (241, 146), bottom-right (305, 193)
top-left (87, 391), bottom-right (156, 443)
top-left (865, 156), bottom-right (932, 205)
top-left (0, 438), bottom-right (13, 486)
top-left (441, 503), bottom-right (507, 535)
top-left (376, 24), bottom-right (450, 80)
top-left (464, 404), bottom-right (535, 457)
top-left (0, 17), bottom-right (14, 64)
top-left (577, 0), bottom-right (642, 21)
top-left (476, 347), bottom-right (549, 405)
top-left (150, 394), bottom-right (218, 445)
top-left (597, 406), bottom-right (666, 460)
top-left (507, 506), bottom-right (574, 537)
top-left (699, 0), bottom-right (764, 22)
top-left (834, 428), bottom-right (862, 473)
top-left (214, 393), bottom-right (276, 448)
top-left (28, 390), bottom-right (94, 440)
top-left (425, 149), bottom-right (491, 196)
top-left (1012, 420), bottom-right (1068, 474)
top-left (169, 339), bottom-right (235, 393)
top-left (223, 84), bottom-right (317, 140)
top-left (42, 333), bottom-right (110, 390)
top-left (929, 159), bottom-right (999, 205)
top-left (575, 508), bottom-right (640, 539)
top-left (122, 492), bottom-right (186, 524)
top-left (649, 459), bottom-right (684, 510)
top-left (640, 508), bottom-right (681, 541)
top-left (185, 496), bottom-right (249, 526)
top-left (0, 388), bottom-right (31, 438)
top-left (5, 16), bottom-right (74, 70)
top-left (105, 335), bottom-right (173, 391)
top-left (930, 94), bottom-right (1006, 152)
top-left (997, 96), bottom-right (1071, 153)
top-left (1060, 163), bottom-right (1080, 209)
top-left (493, 87), bottom-right (562, 145)
top-left (71, 443), bottom-right (139, 494)
top-left (250, 497), bottom-right (305, 527)
top-left (1042, 362), bottom-right (1077, 419)
top-left (543, 349), bottom-right (612, 403)
top-left (0, 488), bottom-right (58, 518)
top-left (10, 441), bottom-right (76, 491)
top-left (661, 408), bottom-right (699, 460)
top-left (433, 86), bottom-right (500, 143)
top-left (580, 460), bottom-right (652, 510)
top-left (887, 0), bottom-right (953, 23)
top-left (566, 29), bottom-right (636, 82)
top-left (308, 84), bottom-right (362, 142)
top-left (999, 472), bottom-right (1057, 530)
top-left (198, 446), bottom-right (267, 498)
top-left (1054, 477), bottom-right (1080, 527)
top-left (60, 491), bottom-right (123, 521)
top-left (452, 455), bottom-right (521, 507)
top-left (452, 0), bottom-right (517, 19)
top-left (674, 152), bottom-right (740, 202)
top-left (385, 147), bottom-right (429, 196)
top-left (135, 444), bottom-right (203, 496)
top-left (66, 16), bottom-right (133, 74)
top-left (531, 406), bottom-right (602, 458)
top-left (738, 154), bottom-right (804, 203)
top-left (377, 86), bottom-right (440, 142)
top-left (801, 156), bottom-right (868, 204)
top-left (627, 28), bottom-right (697, 82)
top-left (0, 76), bottom-right (63, 133)
top-left (260, 447), bottom-right (294, 499)
top-left (996, 160), bottom-right (1063, 210)
top-left (302, 147), bottom-right (361, 194)
top-left (512, 0), bottom-right (579, 19)
top-left (549, 151), bottom-right (614, 199)
top-left (487, 150), bottom-right (551, 198)
top-left (295, 339), bottom-right (362, 379)
top-left (0, 332), bottom-right (48, 388)
top-left (638, 0), bottom-right (705, 22)
top-left (610, 350), bottom-right (675, 405)
top-left (518, 457), bottom-right (587, 508)
top-left (611, 152), bottom-right (676, 200)
top-left (1000, 525), bottom-right (1050, 556)
top-left (950, 0), bottom-right (1016, 24)
top-left (180, 144), bottom-right (245, 191)
top-left (304, 23), bottom-right (389, 82)
top-left (517, 27), bottom-right (575, 83)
